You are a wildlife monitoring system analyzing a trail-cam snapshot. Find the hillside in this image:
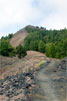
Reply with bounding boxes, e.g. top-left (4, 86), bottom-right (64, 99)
top-left (10, 25), bottom-right (38, 47)
top-left (1, 25), bottom-right (67, 59)
top-left (0, 25), bottom-right (67, 101)
top-left (0, 51), bottom-right (66, 101)
top-left (10, 28), bottom-right (28, 47)
top-left (0, 51), bottom-right (55, 78)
